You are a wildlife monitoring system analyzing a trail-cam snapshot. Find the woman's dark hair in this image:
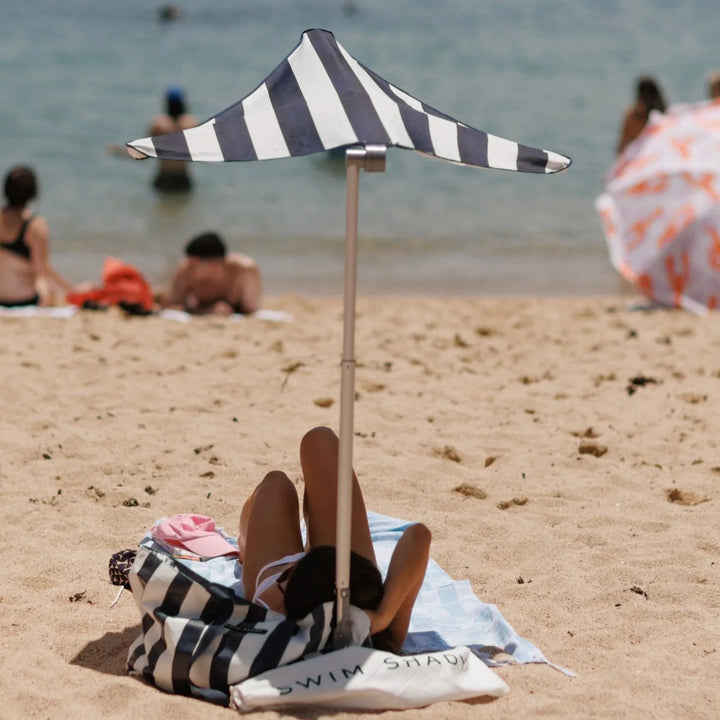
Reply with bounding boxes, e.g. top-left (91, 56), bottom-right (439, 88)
top-left (4, 166), bottom-right (37, 208)
top-left (637, 76), bottom-right (667, 118)
top-left (184, 231), bottom-right (227, 259)
top-left (283, 546), bottom-right (383, 620)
